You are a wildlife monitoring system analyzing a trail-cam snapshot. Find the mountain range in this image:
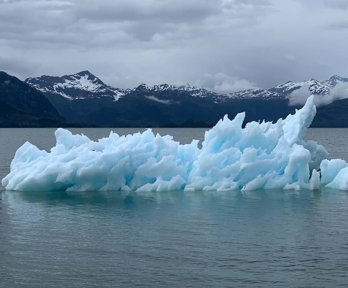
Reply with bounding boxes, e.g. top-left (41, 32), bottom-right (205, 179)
top-left (1, 70), bottom-right (348, 127)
